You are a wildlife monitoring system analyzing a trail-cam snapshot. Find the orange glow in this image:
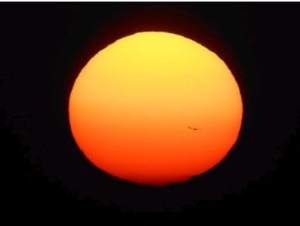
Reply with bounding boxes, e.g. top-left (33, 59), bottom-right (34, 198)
top-left (68, 32), bottom-right (243, 186)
